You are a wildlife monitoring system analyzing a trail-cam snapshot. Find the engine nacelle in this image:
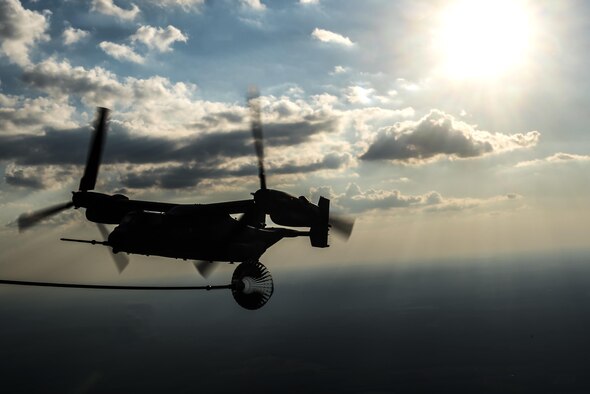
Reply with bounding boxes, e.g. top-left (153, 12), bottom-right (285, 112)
top-left (254, 189), bottom-right (321, 227)
top-left (80, 193), bottom-right (131, 224)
